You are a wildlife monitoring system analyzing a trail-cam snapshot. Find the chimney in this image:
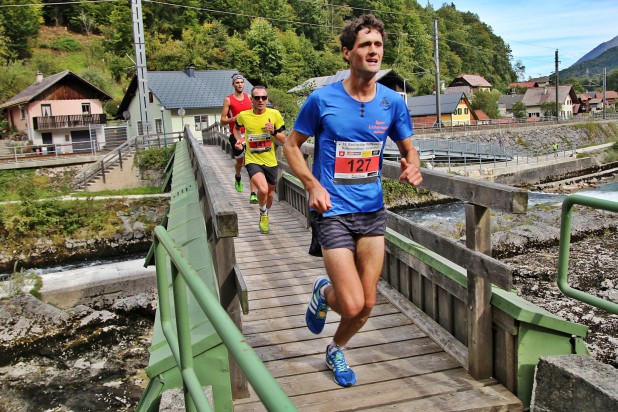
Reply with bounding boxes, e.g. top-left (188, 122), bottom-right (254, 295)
top-left (35, 71), bottom-right (44, 84)
top-left (184, 65), bottom-right (195, 78)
